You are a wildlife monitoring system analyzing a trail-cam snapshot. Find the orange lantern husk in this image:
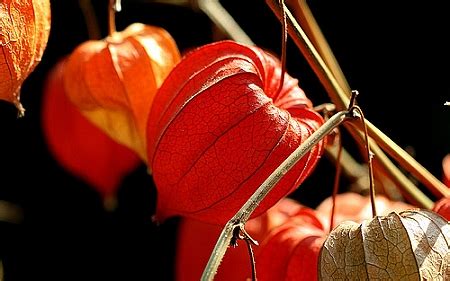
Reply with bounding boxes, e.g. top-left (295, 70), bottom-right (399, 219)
top-left (63, 23), bottom-right (181, 161)
top-left (0, 0), bottom-right (51, 116)
top-left (175, 198), bottom-right (309, 281)
top-left (41, 59), bottom-right (141, 205)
